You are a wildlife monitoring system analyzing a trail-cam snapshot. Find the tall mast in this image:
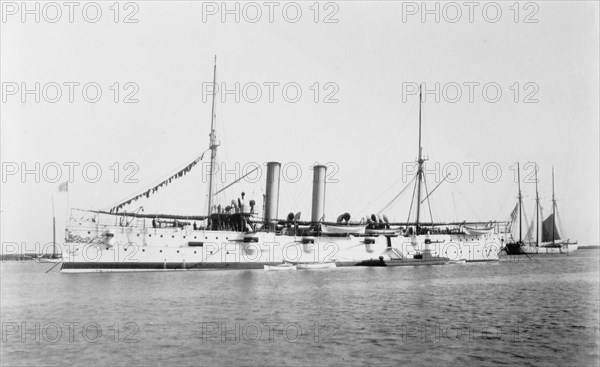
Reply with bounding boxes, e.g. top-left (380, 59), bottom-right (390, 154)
top-left (52, 196), bottom-right (56, 258)
top-left (535, 164), bottom-right (539, 246)
top-left (517, 162), bottom-right (522, 242)
top-left (52, 217), bottom-right (56, 258)
top-left (415, 84), bottom-right (424, 230)
top-left (552, 166), bottom-right (556, 245)
top-left (207, 55), bottom-right (218, 216)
